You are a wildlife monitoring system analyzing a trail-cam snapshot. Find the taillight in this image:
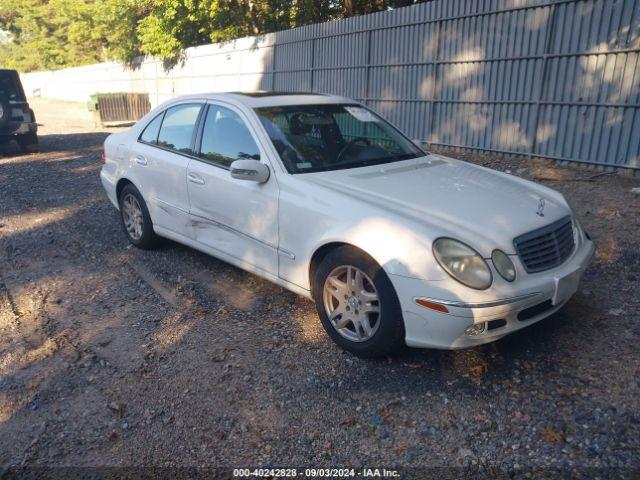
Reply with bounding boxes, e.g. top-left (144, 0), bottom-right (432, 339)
top-left (101, 144), bottom-right (106, 164)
